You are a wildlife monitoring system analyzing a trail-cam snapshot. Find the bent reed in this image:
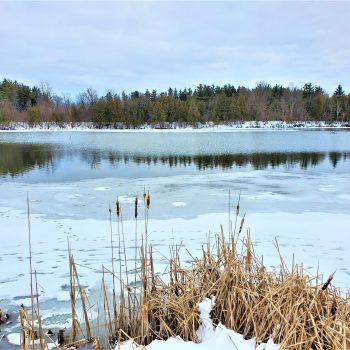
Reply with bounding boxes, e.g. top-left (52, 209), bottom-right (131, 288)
top-left (18, 193), bottom-right (350, 350)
